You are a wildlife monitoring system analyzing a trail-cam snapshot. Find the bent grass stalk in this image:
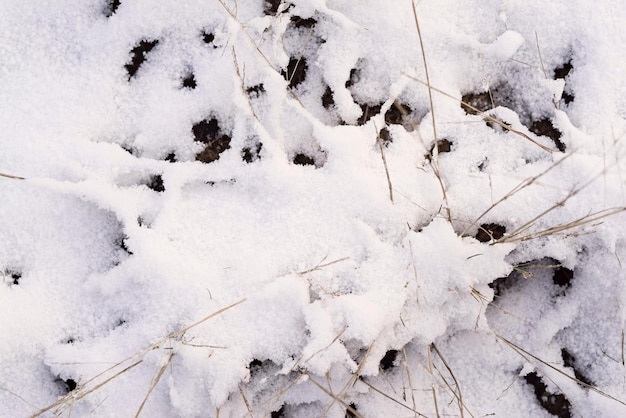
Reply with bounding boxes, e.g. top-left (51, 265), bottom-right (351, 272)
top-left (31, 299), bottom-right (246, 418)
